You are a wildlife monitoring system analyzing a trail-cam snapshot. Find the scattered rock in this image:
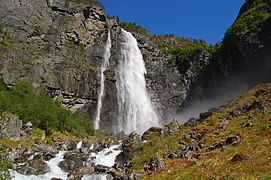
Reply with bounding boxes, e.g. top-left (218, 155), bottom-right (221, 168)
top-left (142, 127), bottom-right (163, 140)
top-left (149, 157), bottom-right (164, 171)
top-left (59, 152), bottom-right (87, 172)
top-left (184, 117), bottom-right (203, 127)
top-left (163, 119), bottom-right (180, 135)
top-left (231, 154), bottom-right (249, 162)
top-left (225, 136), bottom-right (241, 145)
top-left (206, 142), bottom-right (224, 152)
top-left (14, 154), bottom-right (48, 175)
top-left (199, 112), bottom-right (213, 120)
top-left (22, 121), bottom-right (33, 135)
